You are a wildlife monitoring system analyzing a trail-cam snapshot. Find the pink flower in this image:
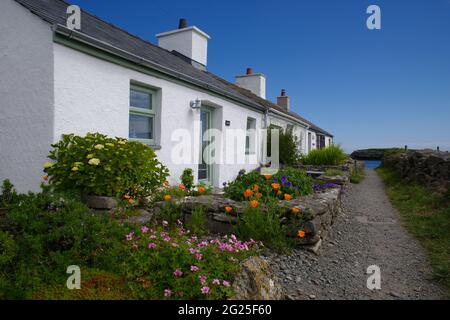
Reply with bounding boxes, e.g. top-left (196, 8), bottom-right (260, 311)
top-left (141, 226), bottom-right (149, 234)
top-left (212, 279), bottom-right (220, 285)
top-left (190, 265), bottom-right (199, 272)
top-left (199, 275), bottom-right (207, 285)
top-left (171, 242), bottom-right (179, 248)
top-left (223, 280), bottom-right (231, 287)
top-left (177, 219), bottom-right (183, 225)
top-left (163, 236), bottom-right (172, 242)
top-left (196, 253), bottom-right (203, 261)
top-left (198, 241), bottom-right (209, 248)
top-left (201, 286), bottom-right (210, 295)
top-left (149, 235), bottom-right (157, 240)
top-left (173, 269), bottom-right (183, 278)
top-left (189, 248), bottom-right (199, 254)
top-left (148, 243), bottom-right (156, 249)
top-left (162, 220), bottom-right (169, 227)
top-left (164, 289), bottom-right (172, 297)
top-left (125, 232), bottom-right (134, 241)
